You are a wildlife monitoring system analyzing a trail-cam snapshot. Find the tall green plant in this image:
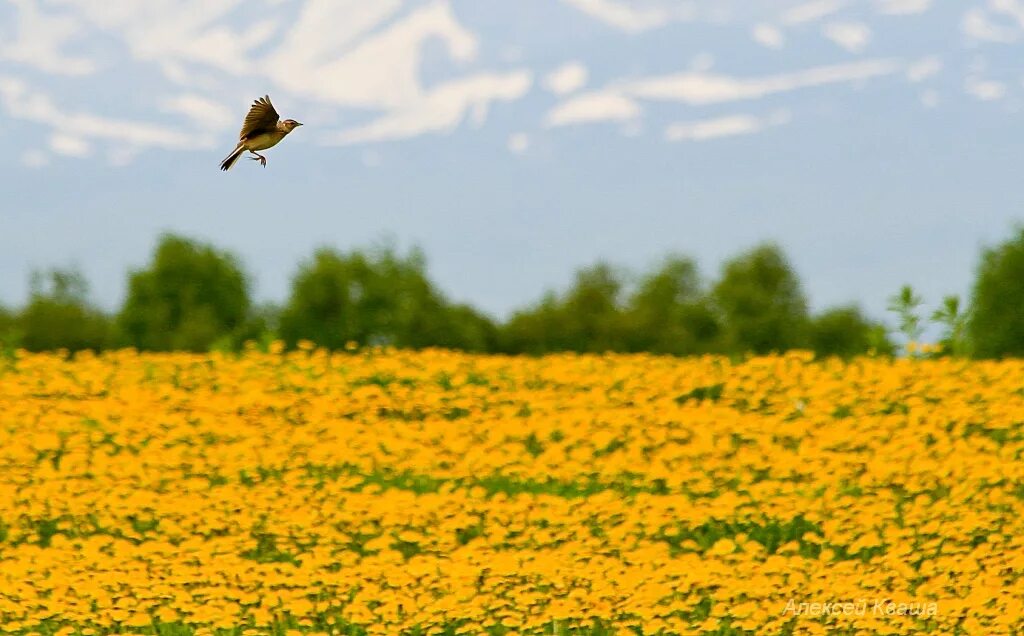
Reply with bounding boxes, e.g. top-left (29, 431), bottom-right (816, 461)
top-left (931, 295), bottom-right (970, 357)
top-left (886, 285), bottom-right (923, 355)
